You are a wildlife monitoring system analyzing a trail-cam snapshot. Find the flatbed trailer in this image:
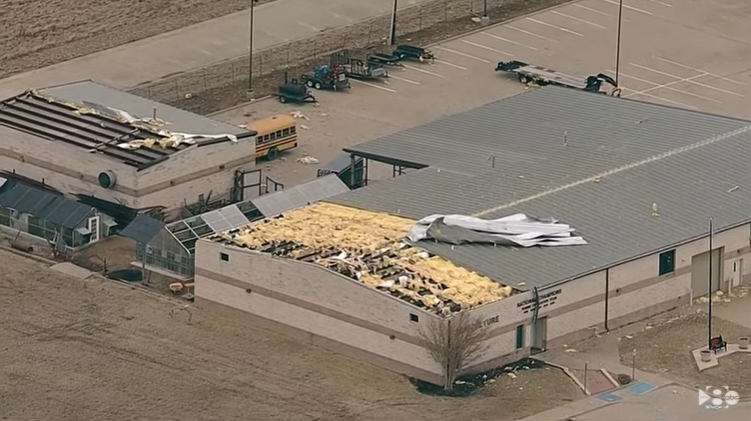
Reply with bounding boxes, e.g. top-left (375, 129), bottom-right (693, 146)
top-left (496, 60), bottom-right (621, 96)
